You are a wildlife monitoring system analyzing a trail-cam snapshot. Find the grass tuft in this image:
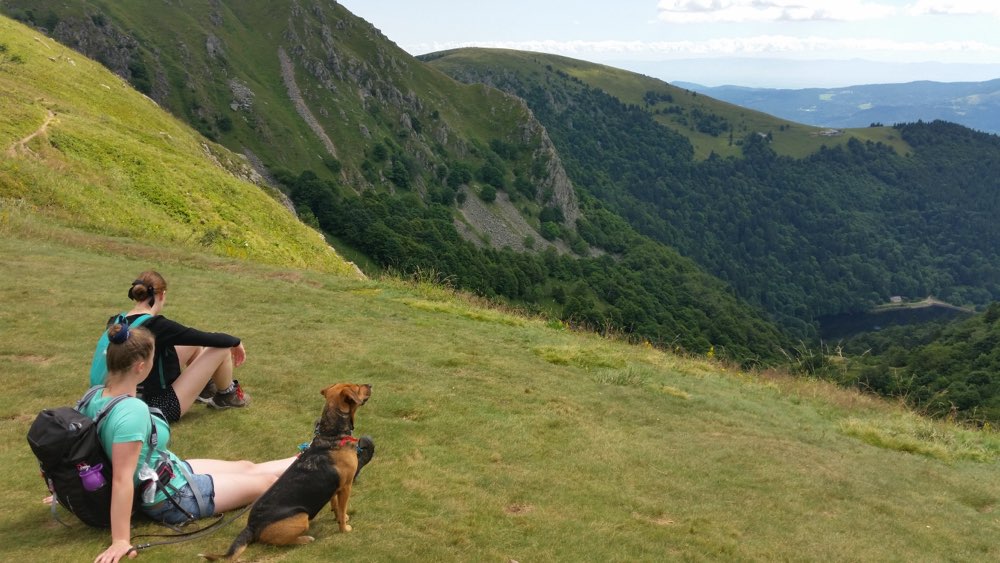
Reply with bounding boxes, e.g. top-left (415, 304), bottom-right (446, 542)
top-left (594, 365), bottom-right (651, 386)
top-left (532, 344), bottom-right (626, 369)
top-left (840, 414), bottom-right (1000, 462)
